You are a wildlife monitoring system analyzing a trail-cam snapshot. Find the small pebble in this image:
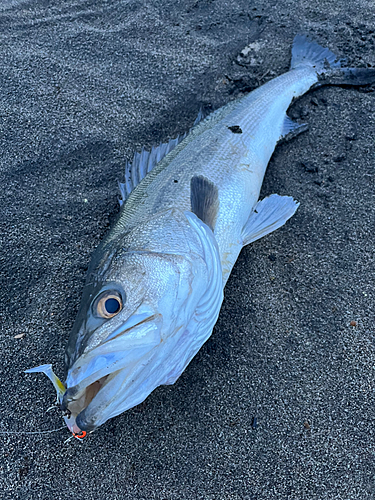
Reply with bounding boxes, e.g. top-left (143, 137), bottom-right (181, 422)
top-left (300, 106), bottom-right (309, 118)
top-left (345, 132), bottom-right (357, 141)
